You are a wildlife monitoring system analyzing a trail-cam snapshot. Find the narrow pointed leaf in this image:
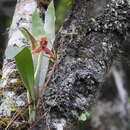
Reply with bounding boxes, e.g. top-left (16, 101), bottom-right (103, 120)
top-left (32, 0), bottom-right (56, 96)
top-left (35, 0), bottom-right (56, 94)
top-left (44, 0), bottom-right (55, 43)
top-left (19, 27), bottom-right (37, 49)
top-left (15, 48), bottom-right (36, 101)
top-left (31, 9), bottom-right (45, 39)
